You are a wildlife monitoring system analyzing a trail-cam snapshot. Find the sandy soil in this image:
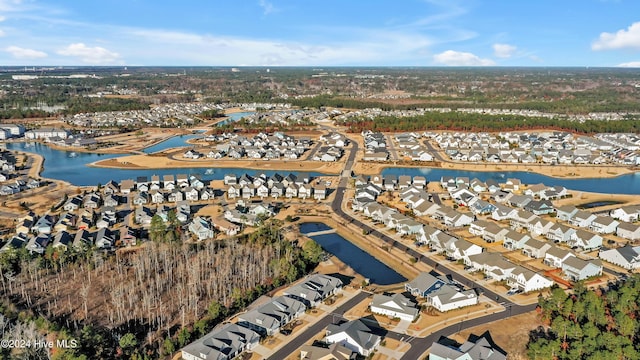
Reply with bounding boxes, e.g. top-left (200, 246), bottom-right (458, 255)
top-left (90, 154), bottom-right (344, 174)
top-left (355, 160), bottom-right (634, 179)
top-left (449, 311), bottom-right (541, 360)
